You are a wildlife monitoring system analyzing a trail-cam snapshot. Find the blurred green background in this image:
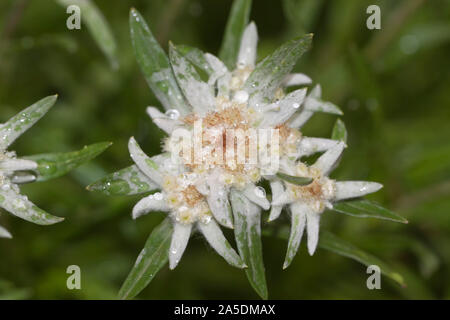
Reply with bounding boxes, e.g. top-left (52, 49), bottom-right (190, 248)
top-left (0, 0), bottom-right (449, 299)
